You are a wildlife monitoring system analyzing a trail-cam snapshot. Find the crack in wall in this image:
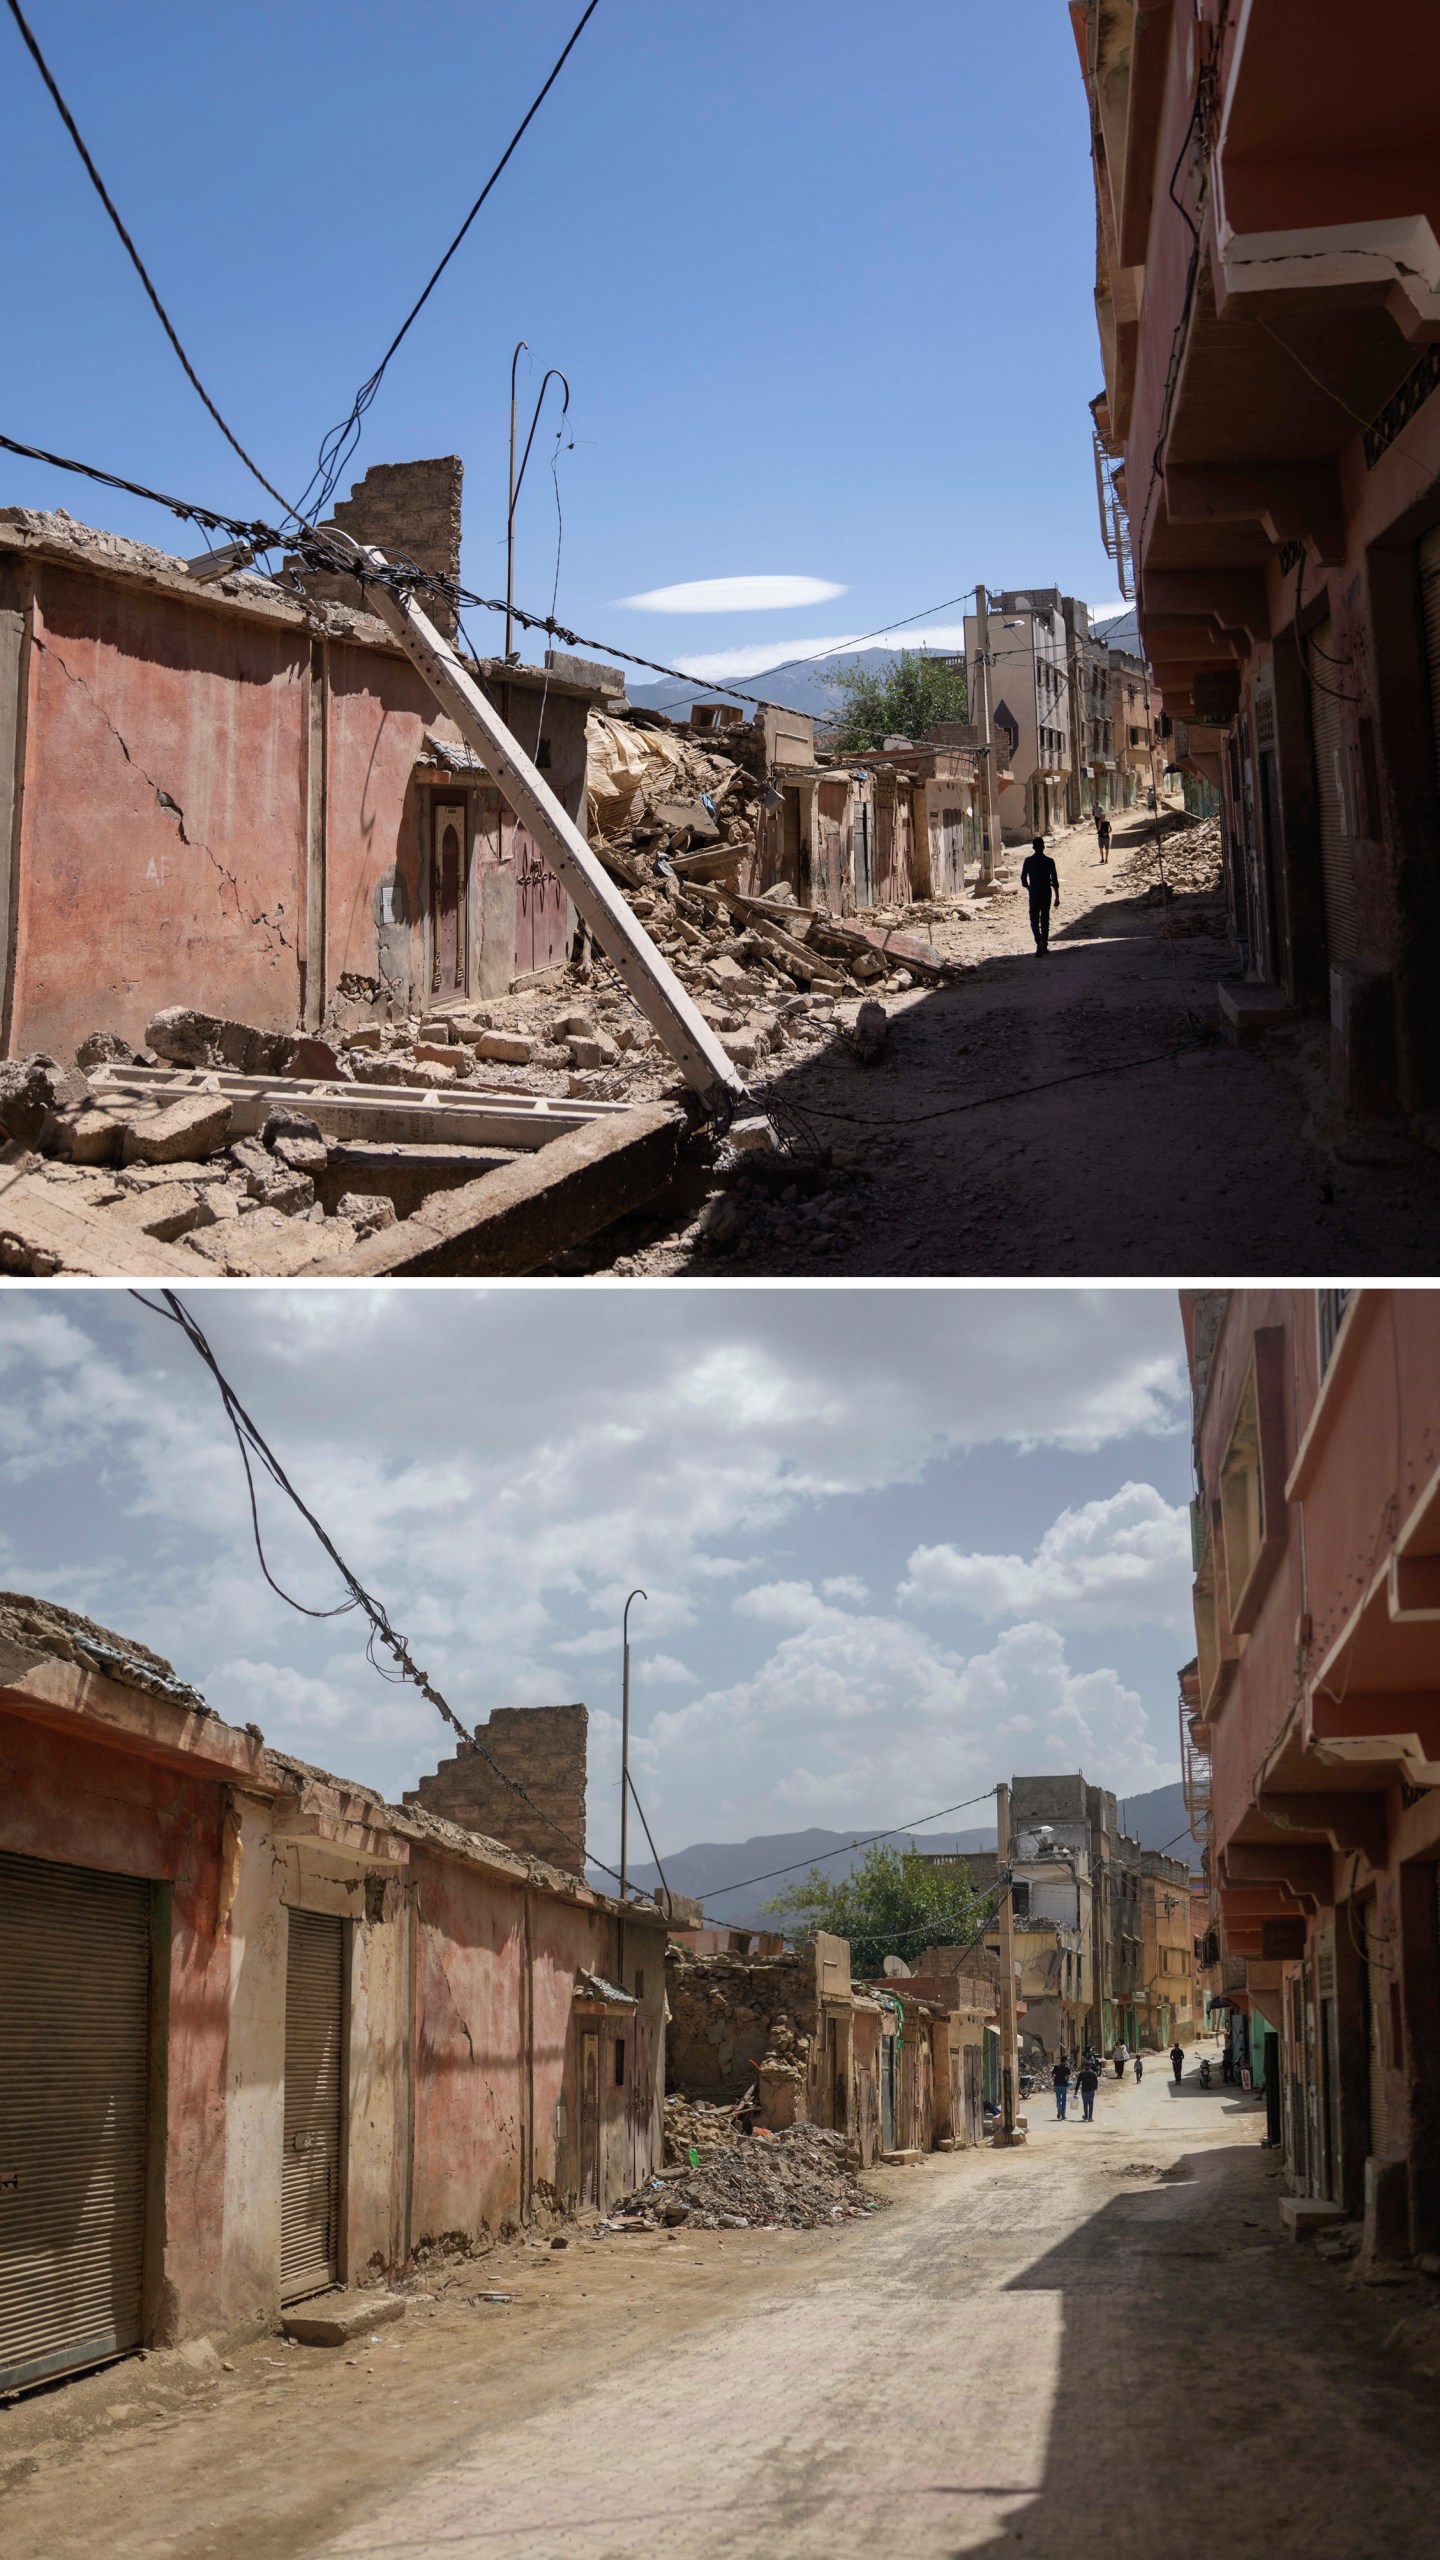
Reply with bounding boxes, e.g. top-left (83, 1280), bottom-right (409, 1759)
top-left (32, 633), bottom-right (292, 953)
